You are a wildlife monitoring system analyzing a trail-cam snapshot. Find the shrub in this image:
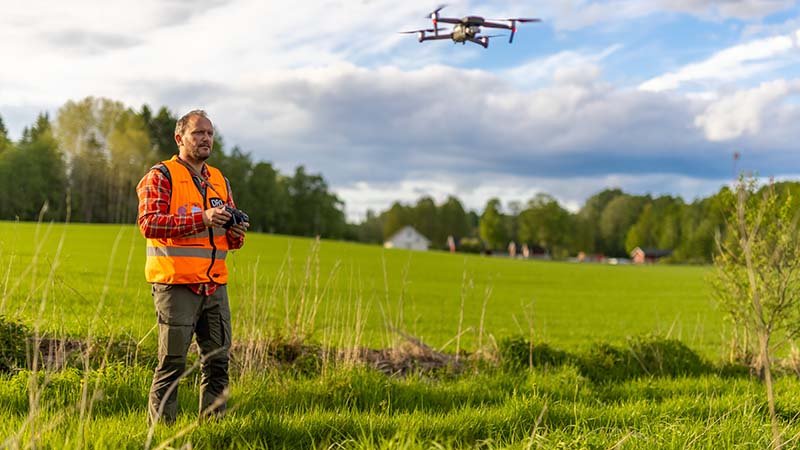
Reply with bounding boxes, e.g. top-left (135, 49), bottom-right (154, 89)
top-left (577, 342), bottom-right (631, 382)
top-left (628, 335), bottom-right (709, 377)
top-left (0, 316), bottom-right (30, 372)
top-left (498, 336), bottom-right (572, 371)
top-left (577, 335), bottom-right (710, 382)
top-left (270, 339), bottom-right (322, 377)
top-left (457, 237), bottom-right (483, 254)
